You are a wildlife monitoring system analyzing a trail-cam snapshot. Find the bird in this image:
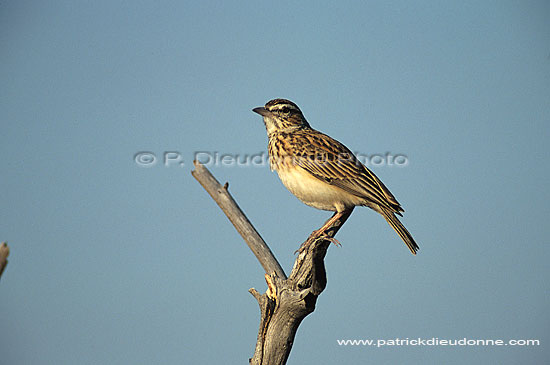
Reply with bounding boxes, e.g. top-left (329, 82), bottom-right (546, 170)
top-left (252, 98), bottom-right (419, 255)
